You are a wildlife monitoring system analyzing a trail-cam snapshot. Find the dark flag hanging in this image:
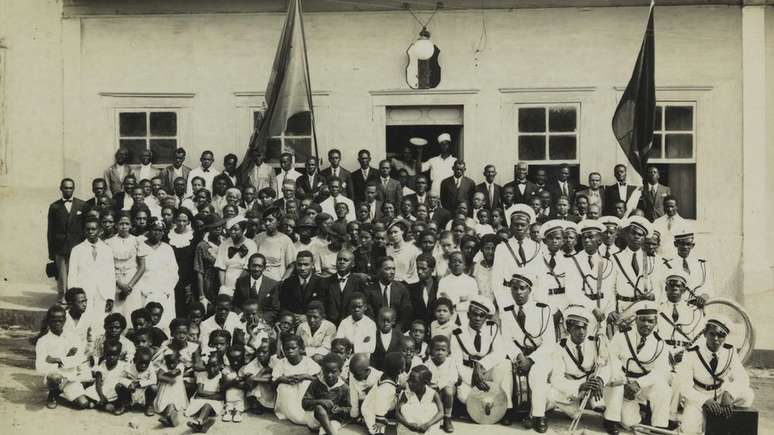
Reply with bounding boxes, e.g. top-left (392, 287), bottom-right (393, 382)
top-left (238, 0), bottom-right (318, 183)
top-left (612, 1), bottom-right (656, 179)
